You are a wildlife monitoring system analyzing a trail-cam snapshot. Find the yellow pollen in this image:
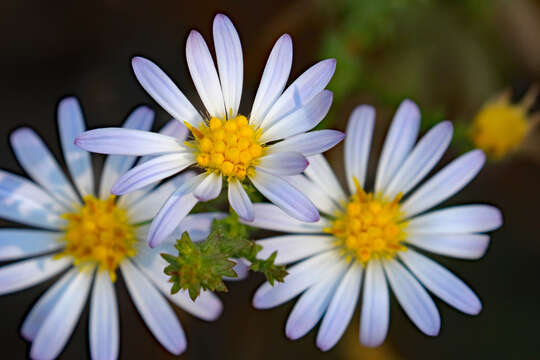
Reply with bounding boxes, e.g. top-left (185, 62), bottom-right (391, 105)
top-left (189, 115), bottom-right (264, 180)
top-left (55, 195), bottom-right (137, 281)
top-left (324, 179), bottom-right (407, 265)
